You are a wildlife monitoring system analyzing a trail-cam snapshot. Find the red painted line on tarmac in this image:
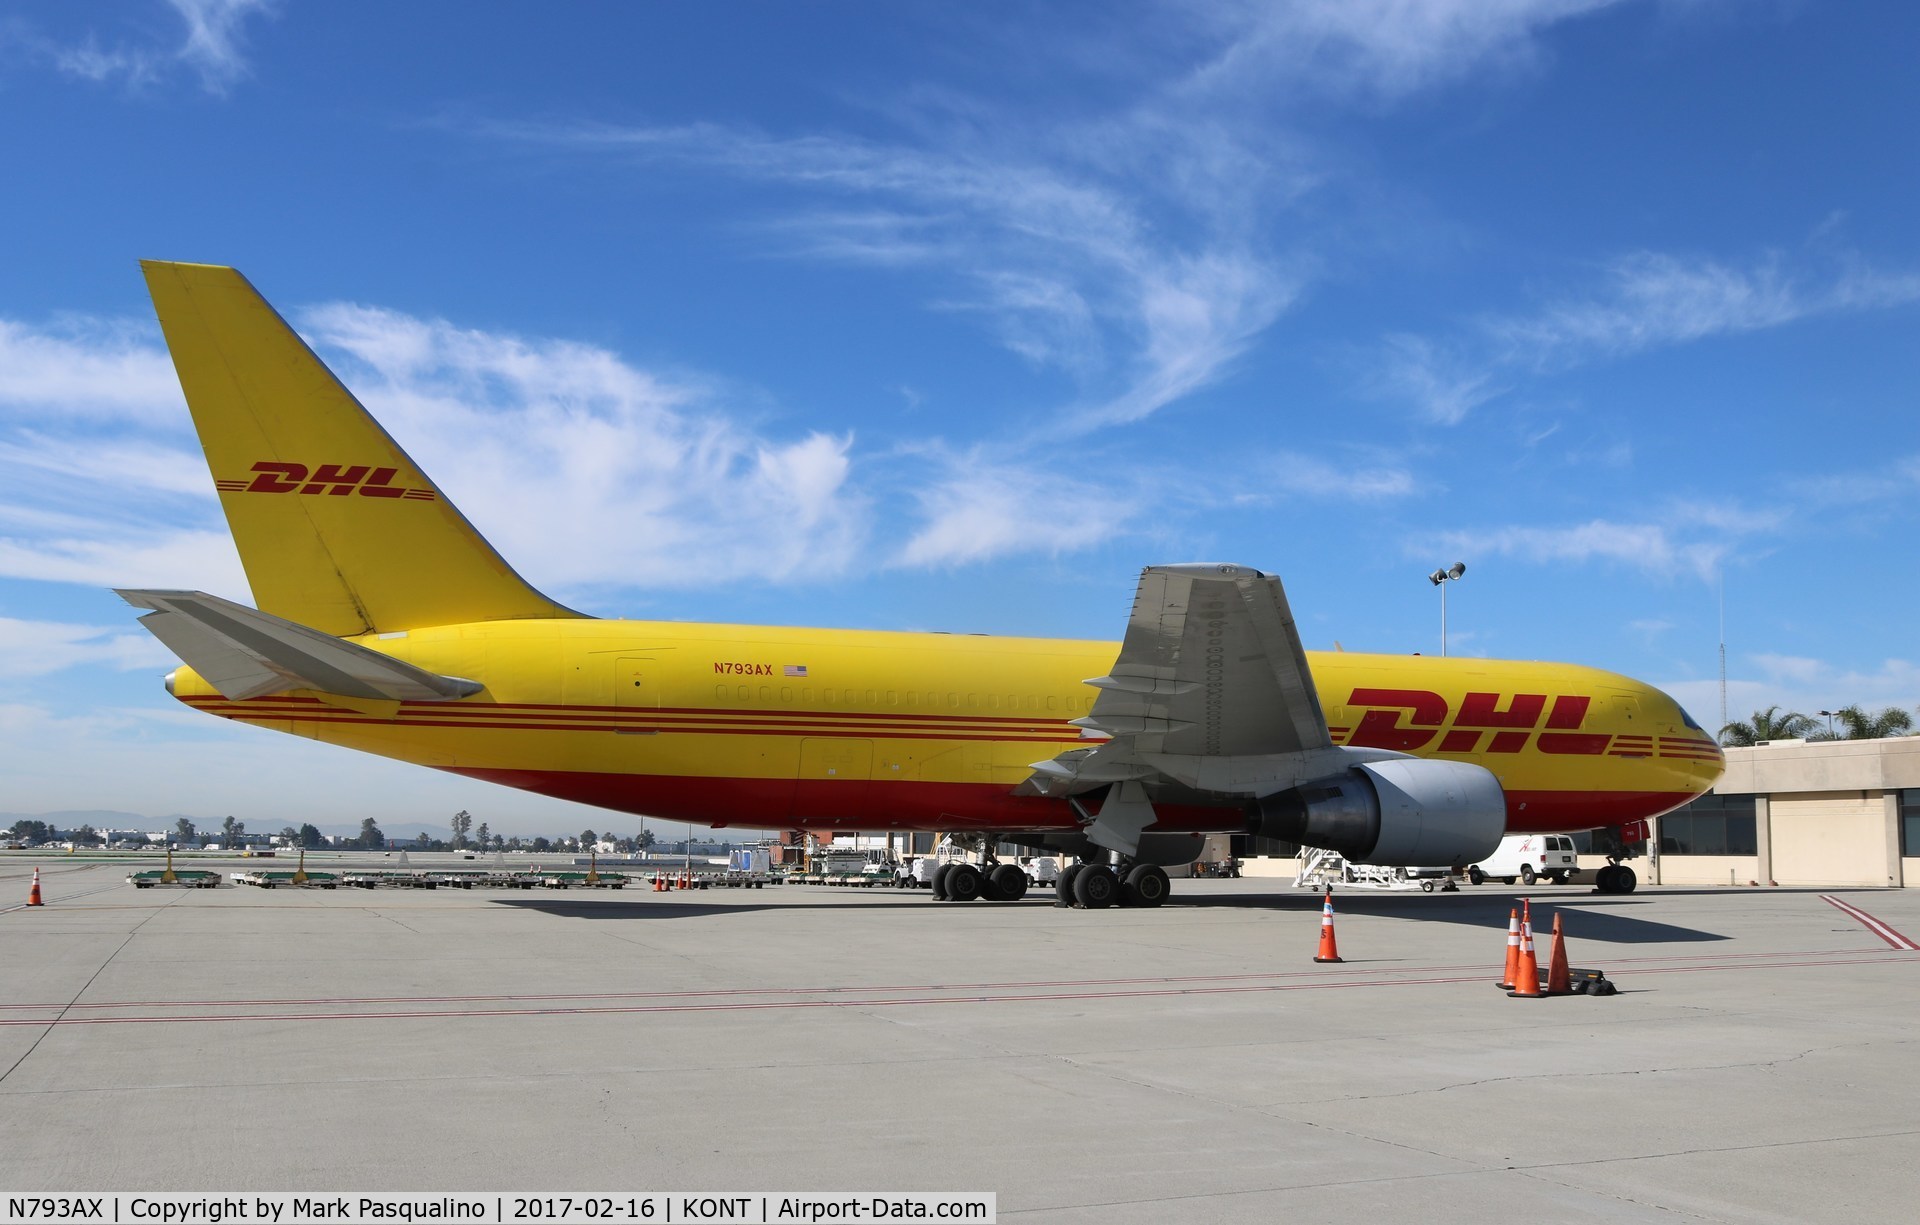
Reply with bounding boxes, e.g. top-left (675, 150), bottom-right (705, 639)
top-left (3, 954), bottom-right (1917, 1027)
top-left (1821, 895), bottom-right (1920, 950)
top-left (0, 946), bottom-right (1908, 1013)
